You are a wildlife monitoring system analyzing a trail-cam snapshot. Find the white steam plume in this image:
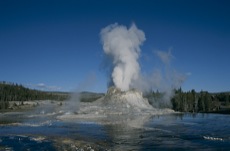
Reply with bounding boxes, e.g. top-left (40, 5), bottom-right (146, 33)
top-left (100, 23), bottom-right (145, 91)
top-left (100, 23), bottom-right (186, 108)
